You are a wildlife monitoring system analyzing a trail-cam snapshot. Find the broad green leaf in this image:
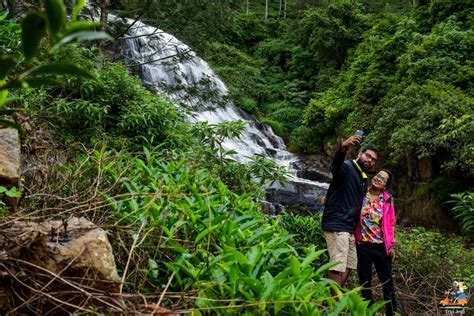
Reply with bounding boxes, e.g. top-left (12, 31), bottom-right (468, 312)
top-left (72, 0), bottom-right (88, 20)
top-left (28, 63), bottom-right (95, 79)
top-left (315, 261), bottom-right (339, 276)
top-left (51, 31), bottom-right (112, 51)
top-left (0, 186), bottom-right (7, 193)
top-left (0, 84), bottom-right (7, 105)
top-left (0, 56), bottom-right (15, 80)
top-left (21, 12), bottom-right (46, 61)
top-left (44, 0), bottom-right (66, 42)
top-left (195, 227), bottom-right (210, 244)
top-left (290, 256), bottom-right (300, 275)
top-left (5, 186), bottom-right (21, 198)
top-left (0, 10), bottom-right (7, 21)
top-left (0, 98), bottom-right (20, 108)
top-left (65, 21), bottom-right (101, 35)
top-left (260, 271), bottom-right (275, 300)
top-left (301, 248), bottom-right (326, 269)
